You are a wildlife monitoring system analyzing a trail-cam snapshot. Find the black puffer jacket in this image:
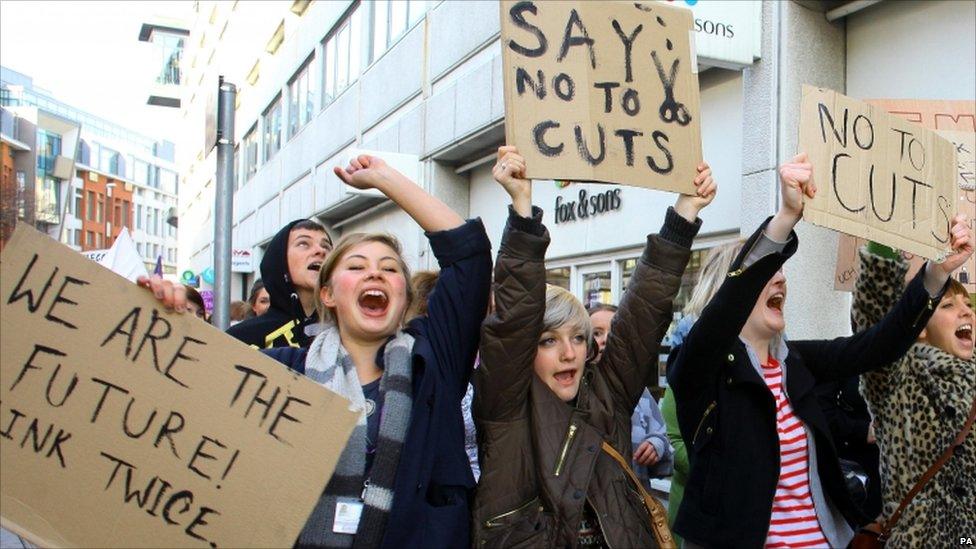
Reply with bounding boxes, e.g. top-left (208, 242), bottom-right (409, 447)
top-left (226, 220), bottom-right (318, 348)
